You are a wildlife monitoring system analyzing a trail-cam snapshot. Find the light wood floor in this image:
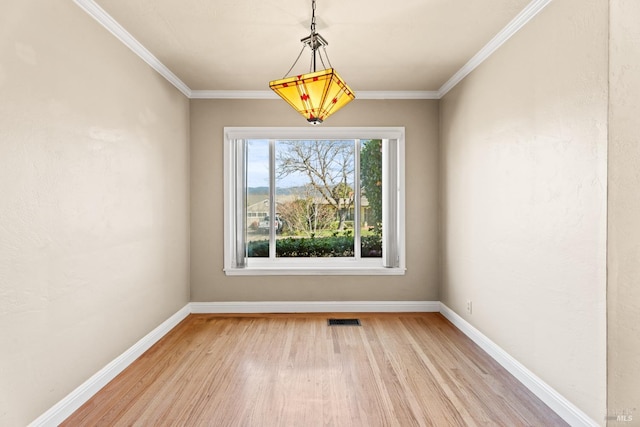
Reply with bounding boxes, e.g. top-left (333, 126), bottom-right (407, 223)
top-left (63, 313), bottom-right (567, 426)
